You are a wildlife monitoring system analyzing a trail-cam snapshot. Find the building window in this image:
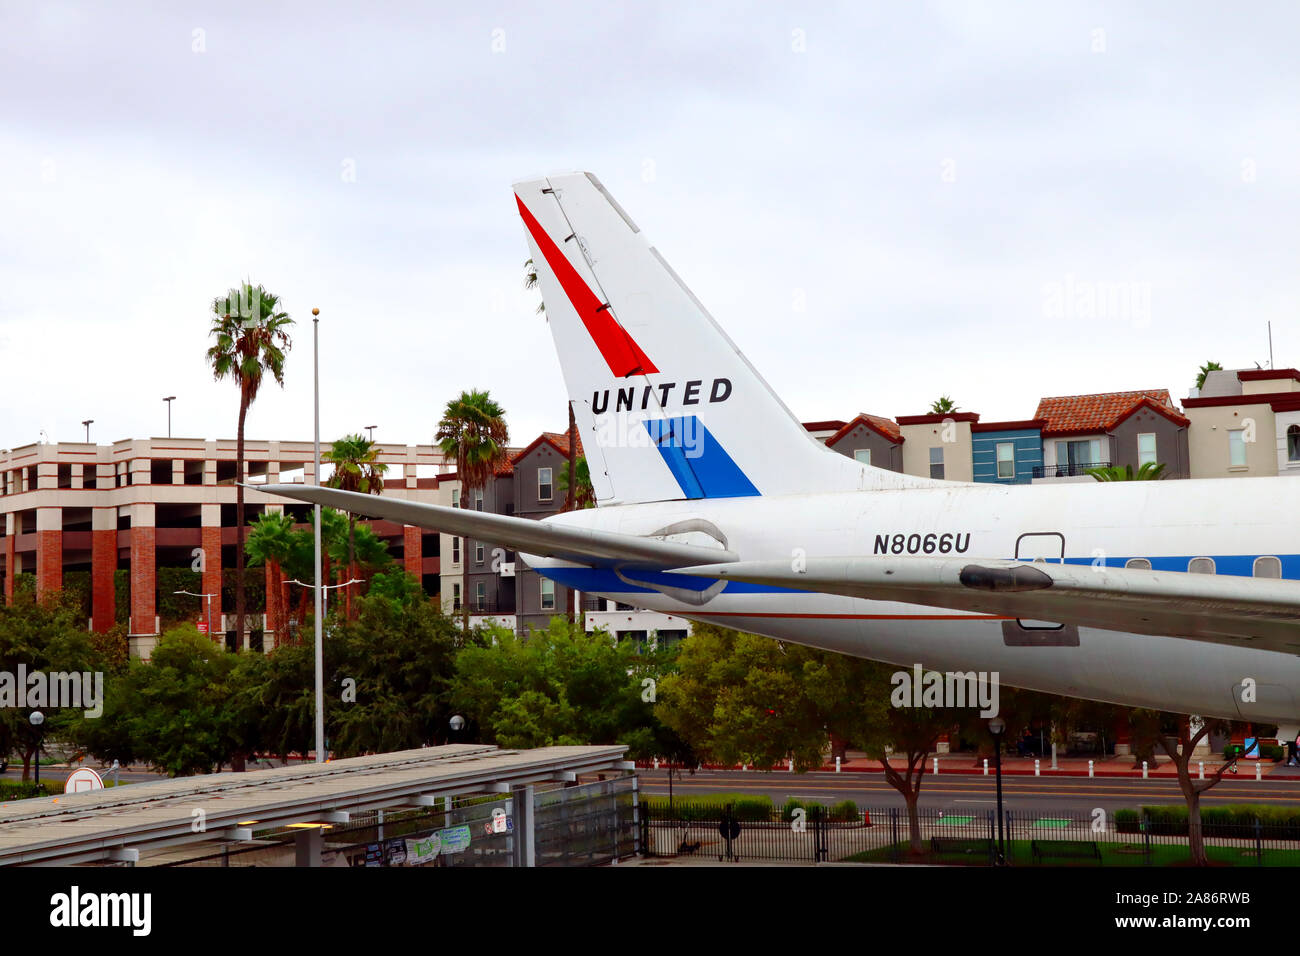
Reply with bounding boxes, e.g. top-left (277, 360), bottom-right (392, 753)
top-left (1288, 425), bottom-right (1300, 462)
top-left (452, 583), bottom-right (461, 611)
top-left (1254, 556), bottom-right (1282, 578)
top-left (853, 448), bottom-right (871, 465)
top-left (475, 581), bottom-right (486, 610)
top-left (1228, 429), bottom-right (1247, 466)
top-left (475, 541), bottom-right (484, 564)
top-left (452, 536), bottom-right (460, 564)
top-left (1137, 433), bottom-right (1157, 467)
top-left (996, 443), bottom-right (1015, 479)
top-left (928, 447), bottom-right (944, 480)
top-left (1188, 557), bottom-right (1216, 574)
top-left (472, 488), bottom-right (484, 511)
top-left (1056, 439), bottom-right (1103, 475)
top-left (538, 467), bottom-right (553, 501)
top-left (1125, 558), bottom-right (1152, 570)
top-left (540, 577), bottom-right (555, 610)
